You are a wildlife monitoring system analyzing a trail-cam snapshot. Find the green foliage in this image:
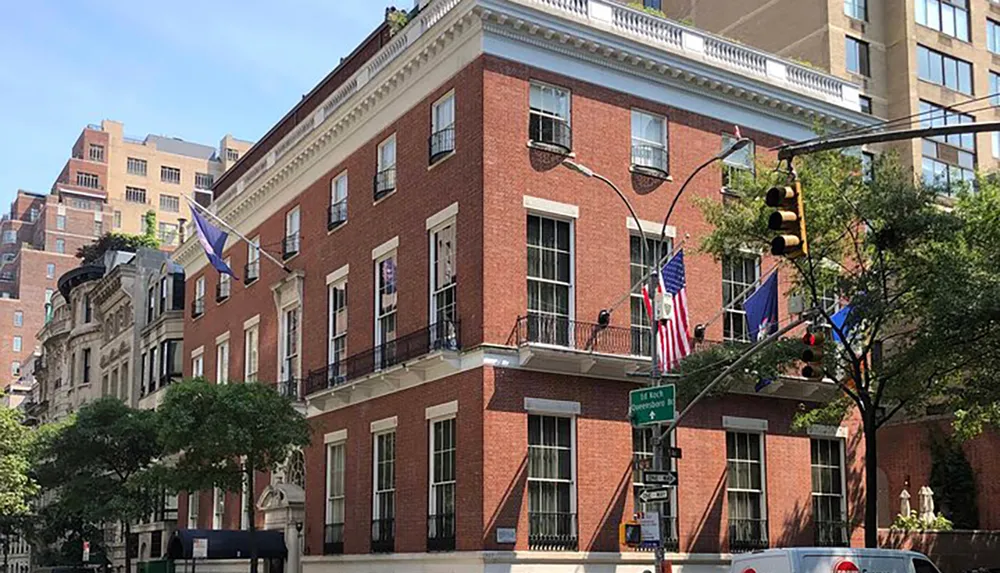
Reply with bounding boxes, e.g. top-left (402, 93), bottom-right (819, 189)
top-left (0, 396), bottom-right (37, 519)
top-left (386, 9), bottom-right (410, 36)
top-left (76, 230), bottom-right (159, 265)
top-left (928, 432), bottom-right (979, 529)
top-left (891, 510), bottom-right (954, 532)
top-left (627, 1), bottom-right (668, 19)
